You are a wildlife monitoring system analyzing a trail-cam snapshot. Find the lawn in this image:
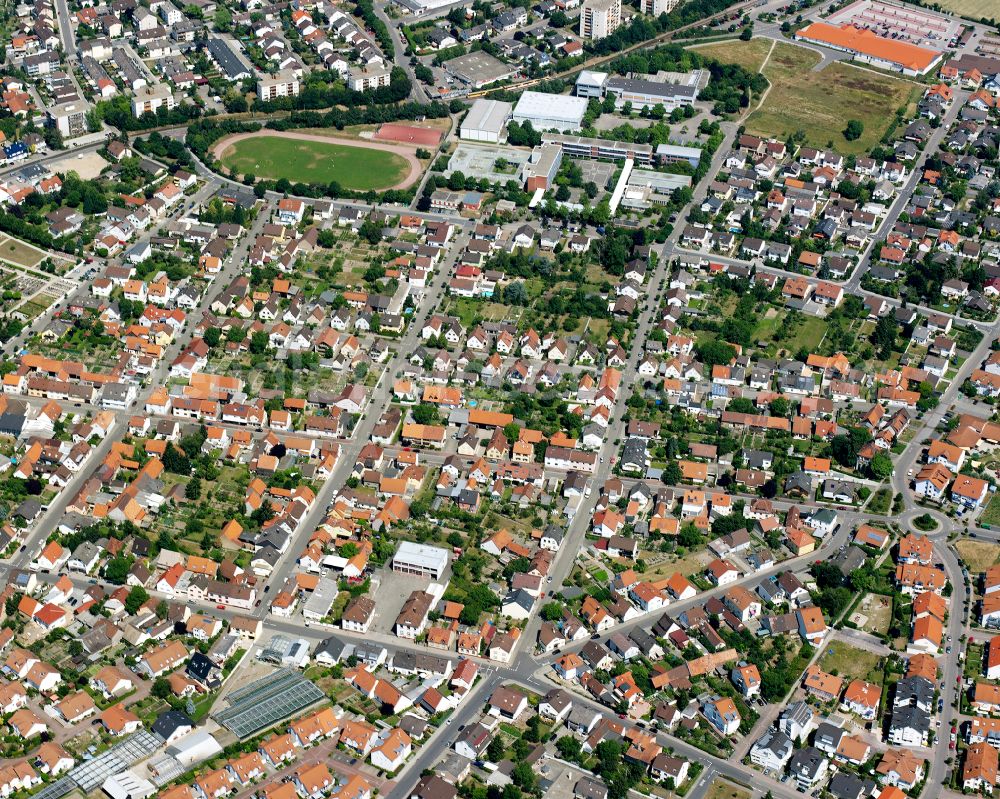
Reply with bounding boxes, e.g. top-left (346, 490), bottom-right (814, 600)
top-left (796, 315), bottom-right (828, 351)
top-left (979, 495), bottom-right (1000, 529)
top-left (955, 539), bottom-right (1000, 573)
top-left (967, 642), bottom-right (984, 679)
top-left (689, 36), bottom-right (774, 73)
top-left (818, 641), bottom-right (883, 682)
top-left (643, 548), bottom-right (713, 582)
top-left (868, 488), bottom-right (892, 515)
top-left (218, 134), bottom-right (411, 190)
top-left (930, 0), bottom-right (997, 19)
top-left (447, 297), bottom-right (518, 329)
top-left (0, 235), bottom-right (44, 268)
top-left (708, 39), bottom-right (921, 155)
top-left (703, 781), bottom-right (750, 799)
